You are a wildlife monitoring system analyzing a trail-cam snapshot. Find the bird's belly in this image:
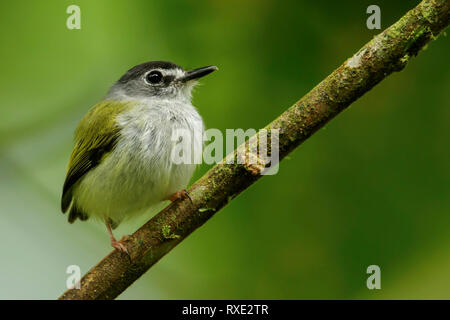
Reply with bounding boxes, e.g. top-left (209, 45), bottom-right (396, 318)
top-left (74, 109), bottom-right (202, 224)
top-left (75, 147), bottom-right (170, 223)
